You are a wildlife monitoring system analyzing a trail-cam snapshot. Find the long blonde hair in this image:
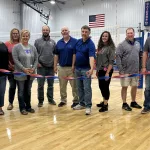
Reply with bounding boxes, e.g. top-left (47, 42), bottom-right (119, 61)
top-left (10, 28), bottom-right (20, 43)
